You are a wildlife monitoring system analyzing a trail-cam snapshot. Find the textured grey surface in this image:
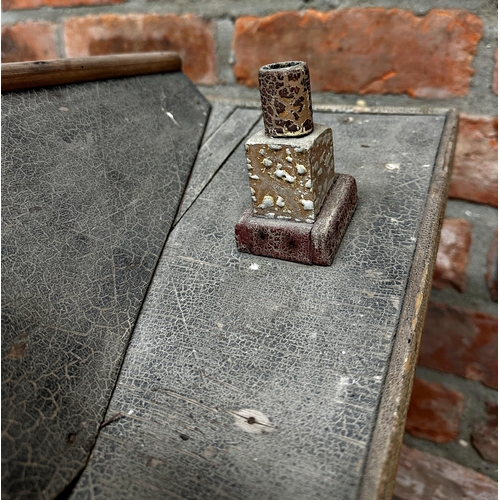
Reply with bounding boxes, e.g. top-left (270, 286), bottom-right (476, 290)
top-left (175, 107), bottom-right (261, 224)
top-left (359, 109), bottom-right (458, 499)
top-left (201, 103), bottom-right (237, 143)
top-left (69, 109), bottom-right (446, 500)
top-left (1, 72), bottom-right (210, 500)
